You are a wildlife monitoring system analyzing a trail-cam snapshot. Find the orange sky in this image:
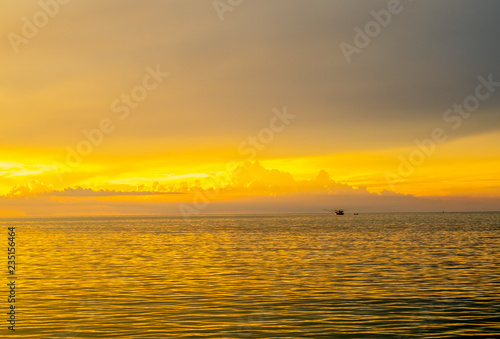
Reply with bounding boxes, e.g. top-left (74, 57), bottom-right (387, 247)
top-left (1, 1), bottom-right (499, 216)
